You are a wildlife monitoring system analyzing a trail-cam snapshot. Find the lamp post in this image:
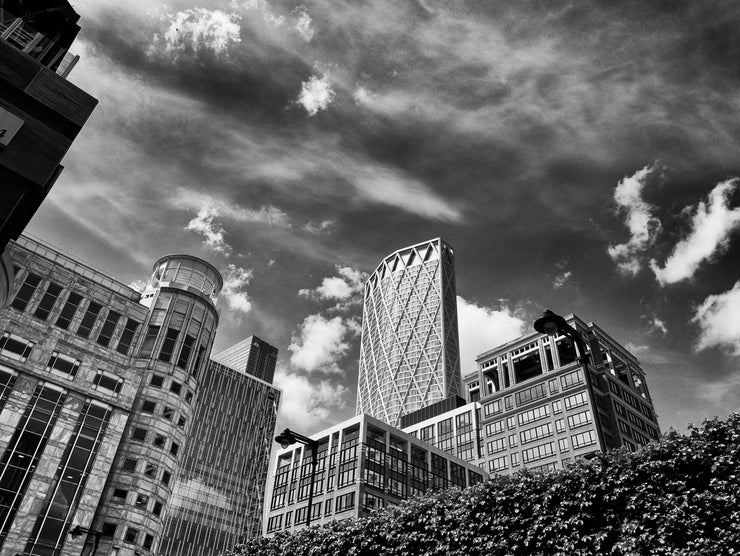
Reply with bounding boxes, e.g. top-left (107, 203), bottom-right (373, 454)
top-left (533, 309), bottom-right (605, 451)
top-left (68, 524), bottom-right (102, 556)
top-left (275, 428), bottom-right (319, 527)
